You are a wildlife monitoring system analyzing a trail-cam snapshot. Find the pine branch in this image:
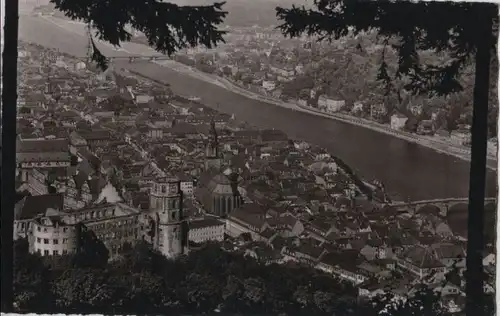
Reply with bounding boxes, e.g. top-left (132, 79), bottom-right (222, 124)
top-left (89, 35), bottom-right (109, 71)
top-left (51, 0), bottom-right (228, 70)
top-left (276, 1), bottom-right (498, 96)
